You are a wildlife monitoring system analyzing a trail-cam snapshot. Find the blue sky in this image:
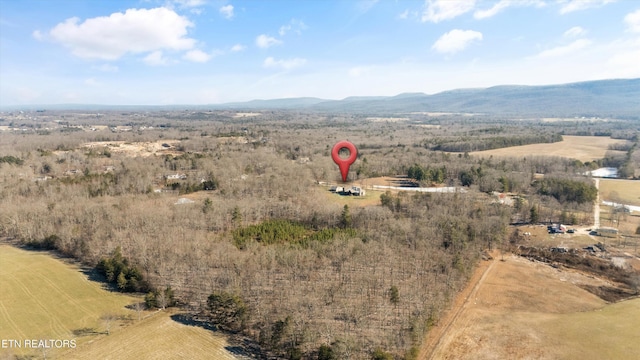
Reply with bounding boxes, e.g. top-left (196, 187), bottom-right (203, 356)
top-left (1, 0), bottom-right (639, 106)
